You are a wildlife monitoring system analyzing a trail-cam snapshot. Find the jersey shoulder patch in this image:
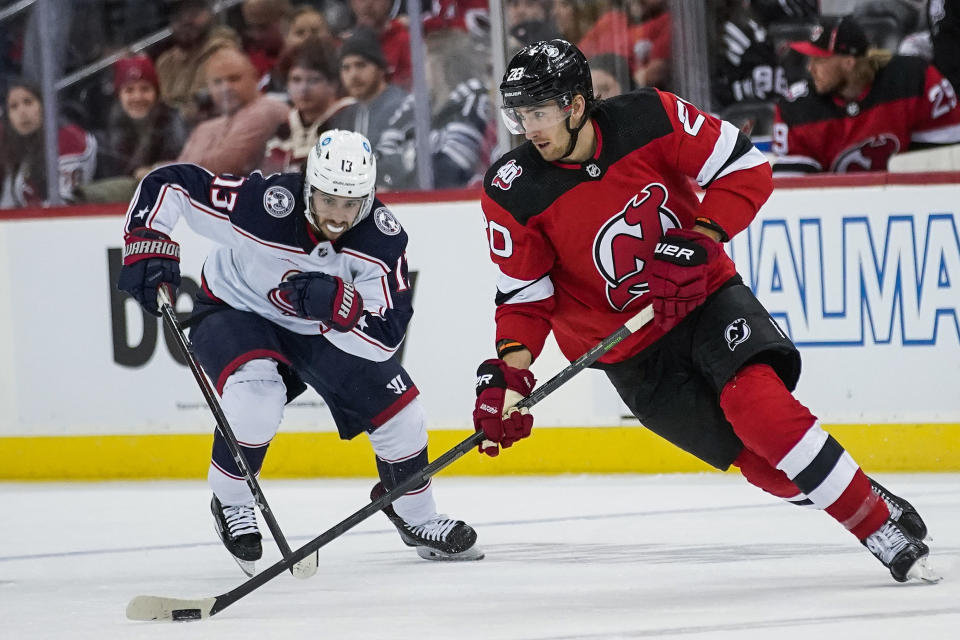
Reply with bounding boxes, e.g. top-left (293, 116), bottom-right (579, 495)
top-left (227, 172), bottom-right (306, 247)
top-left (482, 143), bottom-right (555, 225)
top-left (339, 198), bottom-right (407, 265)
